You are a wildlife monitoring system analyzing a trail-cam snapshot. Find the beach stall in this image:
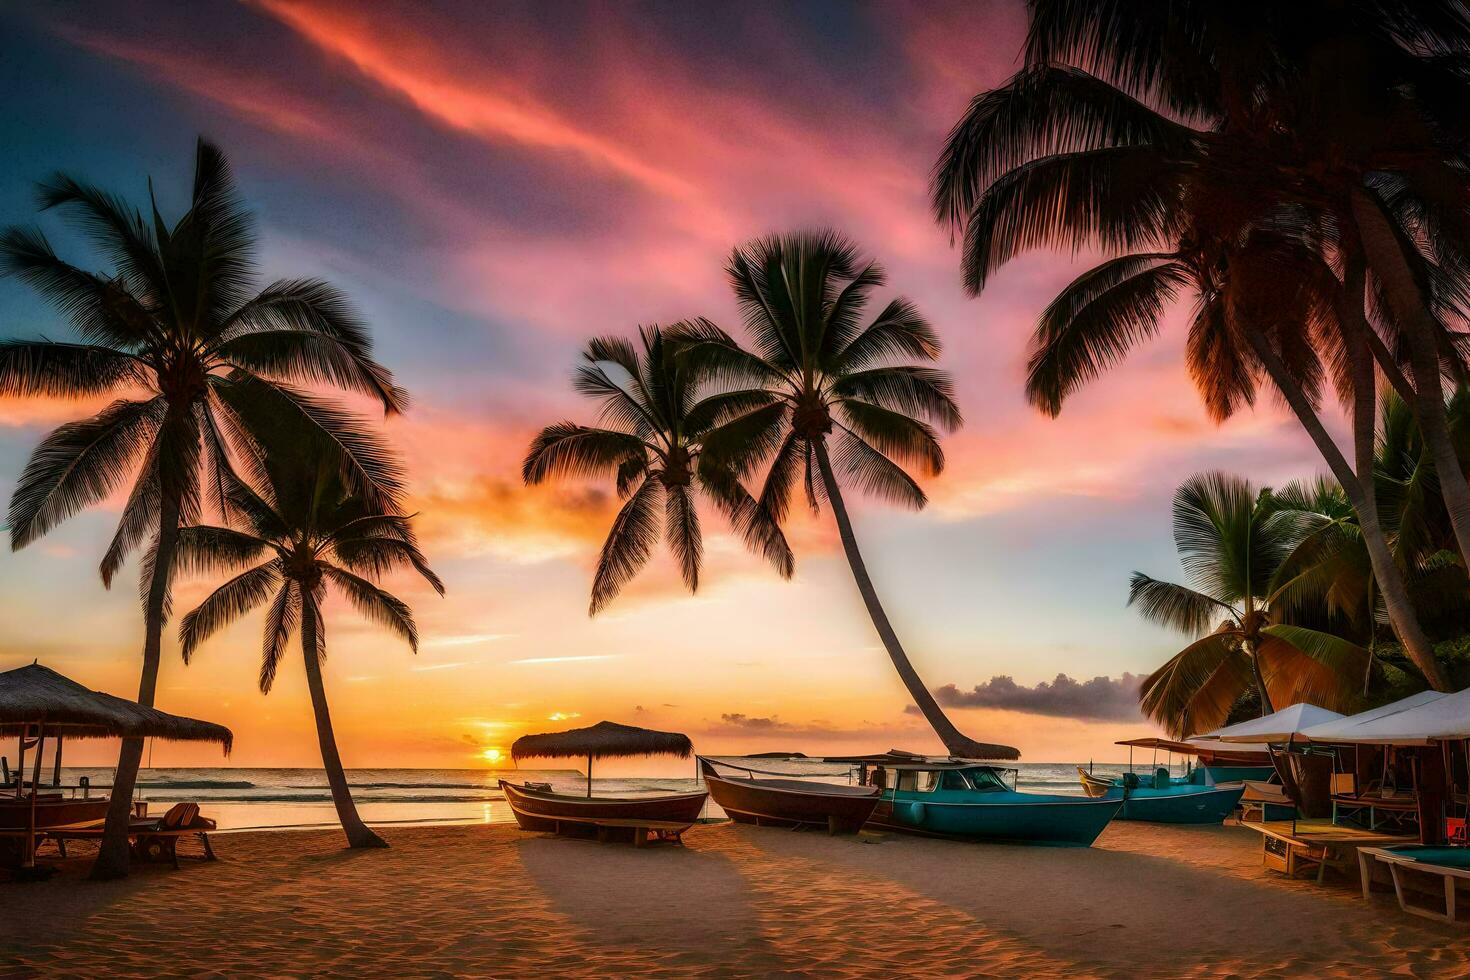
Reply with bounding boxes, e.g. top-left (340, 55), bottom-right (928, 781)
top-left (1302, 690), bottom-right (1448, 832)
top-left (0, 663), bottom-right (233, 876)
top-left (1315, 687), bottom-right (1470, 921)
top-left (1204, 703), bottom-right (1413, 879)
top-left (502, 720), bottom-right (707, 845)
